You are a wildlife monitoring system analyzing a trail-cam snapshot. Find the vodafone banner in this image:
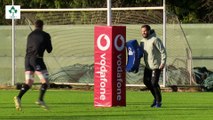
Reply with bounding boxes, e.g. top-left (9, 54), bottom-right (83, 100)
top-left (94, 26), bottom-right (126, 107)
